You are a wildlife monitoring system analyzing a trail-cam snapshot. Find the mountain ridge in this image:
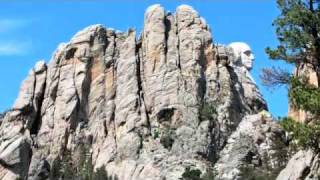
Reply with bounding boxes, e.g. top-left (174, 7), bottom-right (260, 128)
top-left (0, 4), bottom-right (295, 180)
